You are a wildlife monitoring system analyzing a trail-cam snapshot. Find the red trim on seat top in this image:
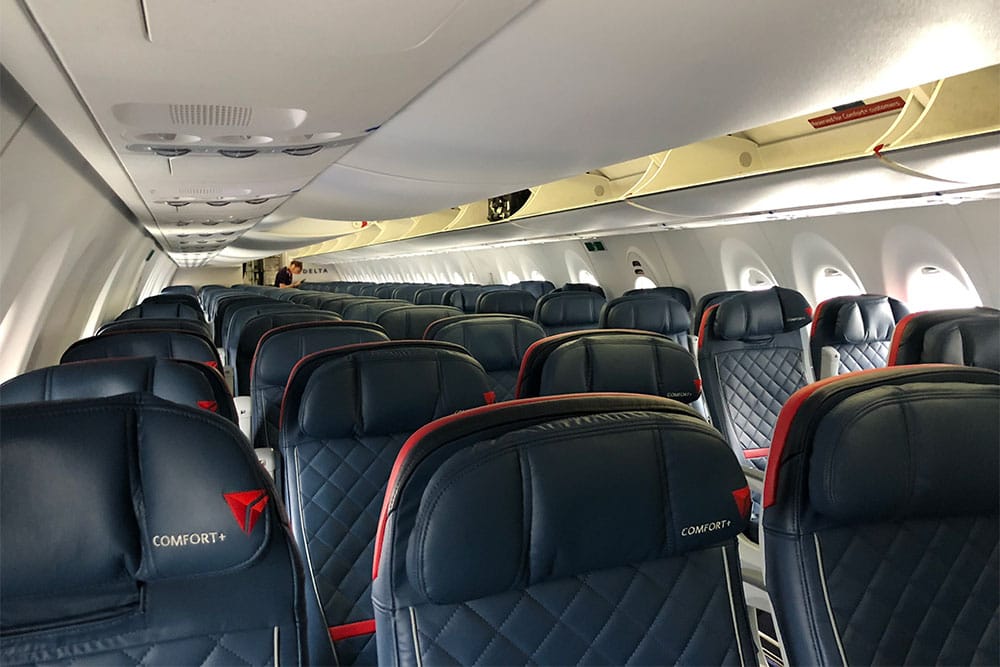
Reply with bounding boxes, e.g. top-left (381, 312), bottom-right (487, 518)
top-left (513, 331), bottom-right (585, 399)
top-left (742, 447), bottom-right (769, 459)
top-left (886, 312), bottom-right (921, 366)
top-left (329, 619), bottom-right (375, 641)
top-left (810, 299), bottom-right (831, 337)
top-left (697, 303), bottom-right (720, 344)
top-left (371, 392), bottom-right (663, 579)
